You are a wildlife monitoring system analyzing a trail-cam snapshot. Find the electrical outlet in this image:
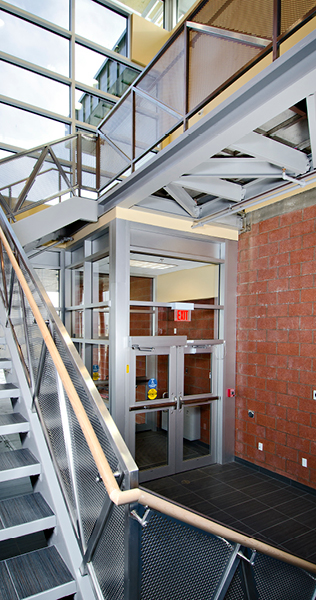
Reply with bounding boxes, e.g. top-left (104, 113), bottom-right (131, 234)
top-left (258, 442), bottom-right (263, 451)
top-left (302, 458), bottom-right (307, 467)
